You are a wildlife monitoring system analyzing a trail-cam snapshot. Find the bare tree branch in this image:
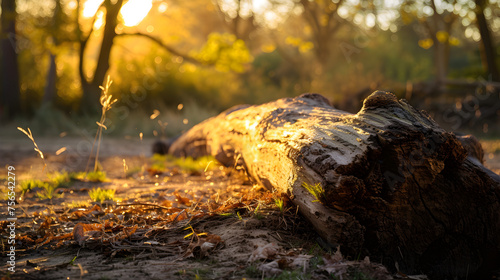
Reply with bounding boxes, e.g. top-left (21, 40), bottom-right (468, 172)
top-left (116, 32), bottom-right (204, 65)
